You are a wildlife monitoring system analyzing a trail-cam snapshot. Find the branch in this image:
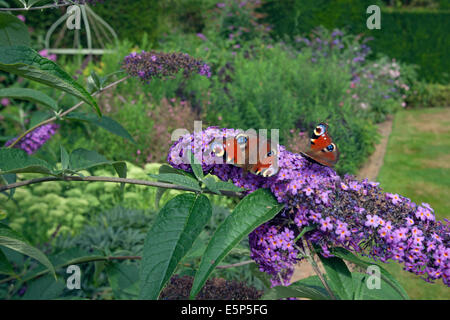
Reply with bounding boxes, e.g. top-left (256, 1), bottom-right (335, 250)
top-left (0, 175), bottom-right (244, 198)
top-left (7, 75), bottom-right (130, 149)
